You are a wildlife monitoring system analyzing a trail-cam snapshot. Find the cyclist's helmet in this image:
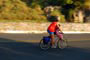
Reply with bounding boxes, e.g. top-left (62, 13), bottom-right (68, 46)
top-left (49, 16), bottom-right (60, 22)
